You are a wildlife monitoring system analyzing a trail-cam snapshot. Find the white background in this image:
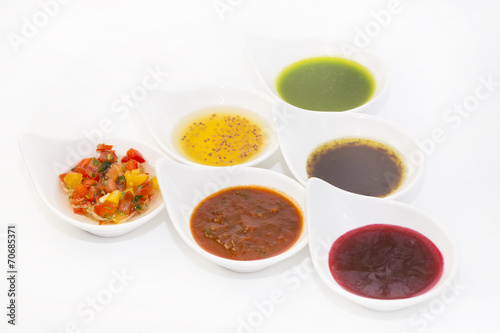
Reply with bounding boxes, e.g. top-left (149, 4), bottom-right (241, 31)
top-left (1, 0), bottom-right (499, 332)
